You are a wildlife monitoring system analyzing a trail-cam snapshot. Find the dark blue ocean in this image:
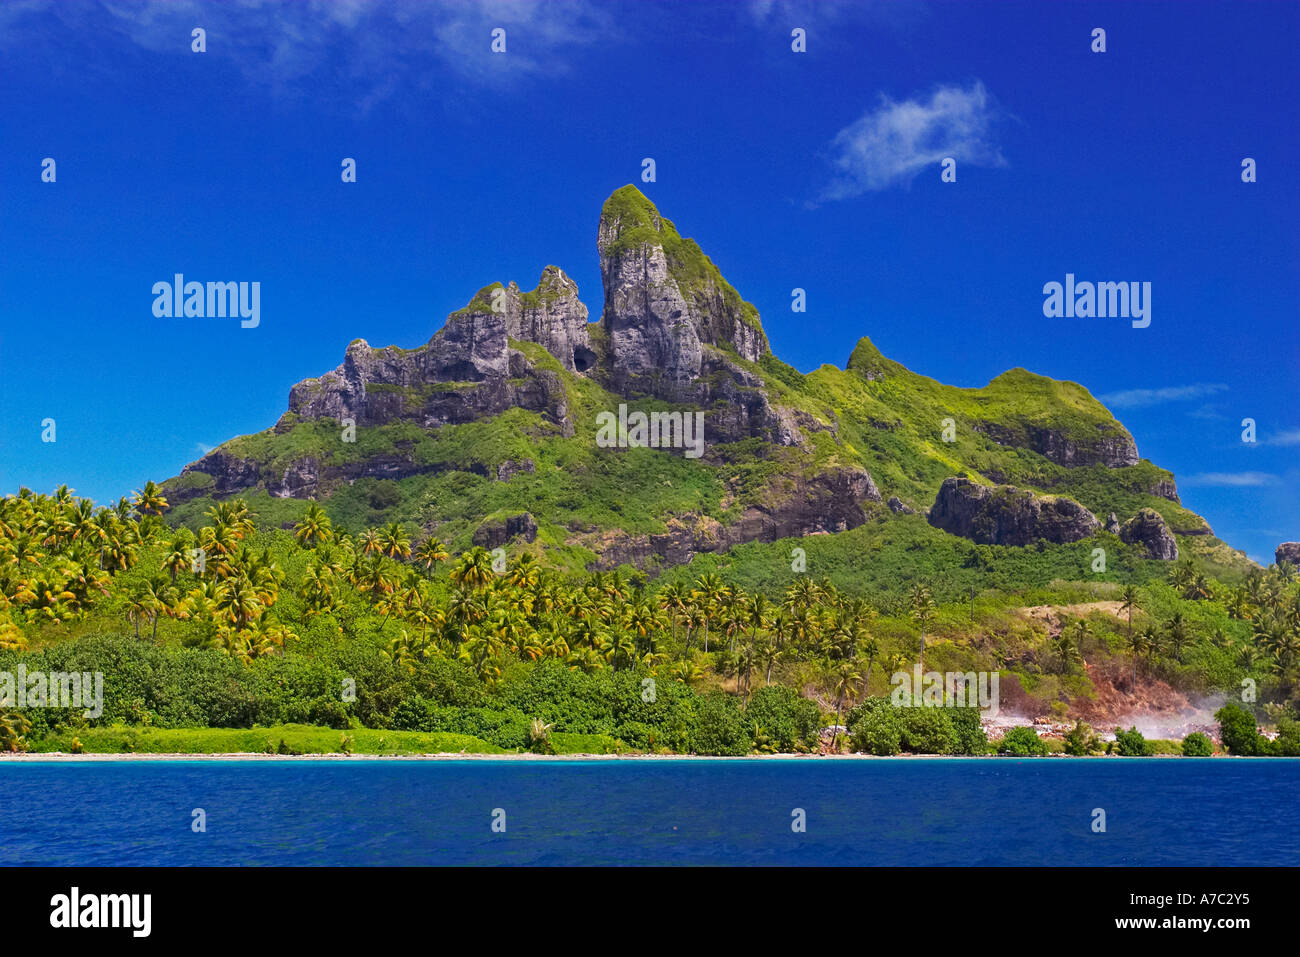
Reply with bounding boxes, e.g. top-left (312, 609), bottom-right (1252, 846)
top-left (1, 758), bottom-right (1296, 866)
